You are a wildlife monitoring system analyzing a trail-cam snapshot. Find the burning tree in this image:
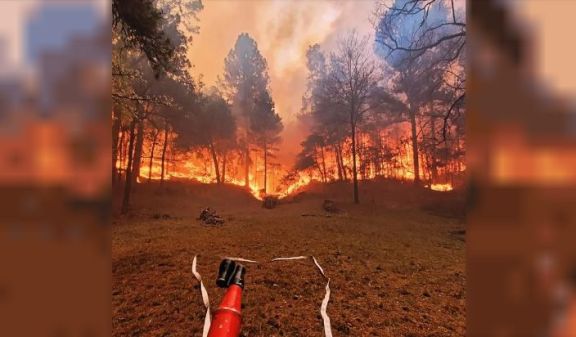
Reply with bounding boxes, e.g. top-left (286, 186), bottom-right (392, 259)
top-left (112, 0), bottom-right (203, 214)
top-left (295, 2), bottom-right (466, 198)
top-left (295, 134), bottom-right (329, 183)
top-left (172, 89), bottom-right (236, 184)
top-left (374, 0), bottom-right (466, 186)
top-left (249, 90), bottom-right (283, 195)
top-left (301, 44), bottom-right (350, 183)
top-left (304, 32), bottom-right (384, 204)
top-left (375, 0), bottom-right (465, 143)
top-left (222, 33), bottom-right (272, 190)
